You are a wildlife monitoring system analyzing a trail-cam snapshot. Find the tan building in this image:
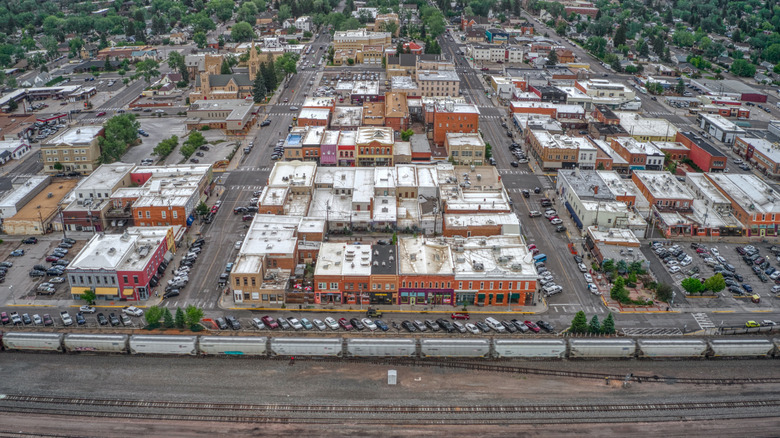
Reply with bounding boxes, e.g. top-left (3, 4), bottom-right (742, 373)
top-left (417, 69), bottom-right (460, 97)
top-left (445, 133), bottom-right (486, 165)
top-left (3, 179), bottom-right (78, 235)
top-left (333, 29), bottom-right (392, 51)
top-left (191, 72), bottom-right (254, 101)
top-left (372, 13), bottom-right (400, 36)
top-left (41, 125), bottom-right (104, 175)
top-left (185, 100), bottom-right (256, 134)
